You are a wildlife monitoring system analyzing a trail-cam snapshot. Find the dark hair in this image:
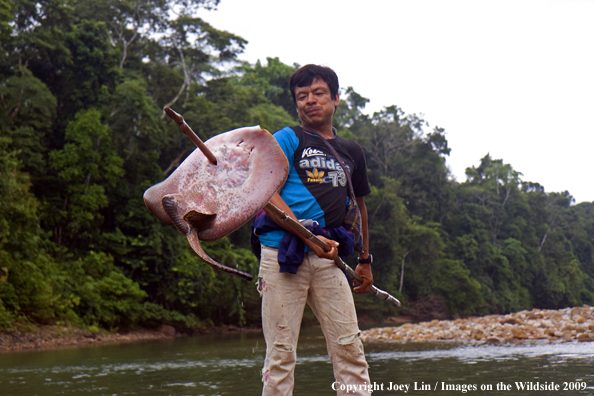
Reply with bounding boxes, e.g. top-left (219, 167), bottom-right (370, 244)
top-left (289, 64), bottom-right (339, 103)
